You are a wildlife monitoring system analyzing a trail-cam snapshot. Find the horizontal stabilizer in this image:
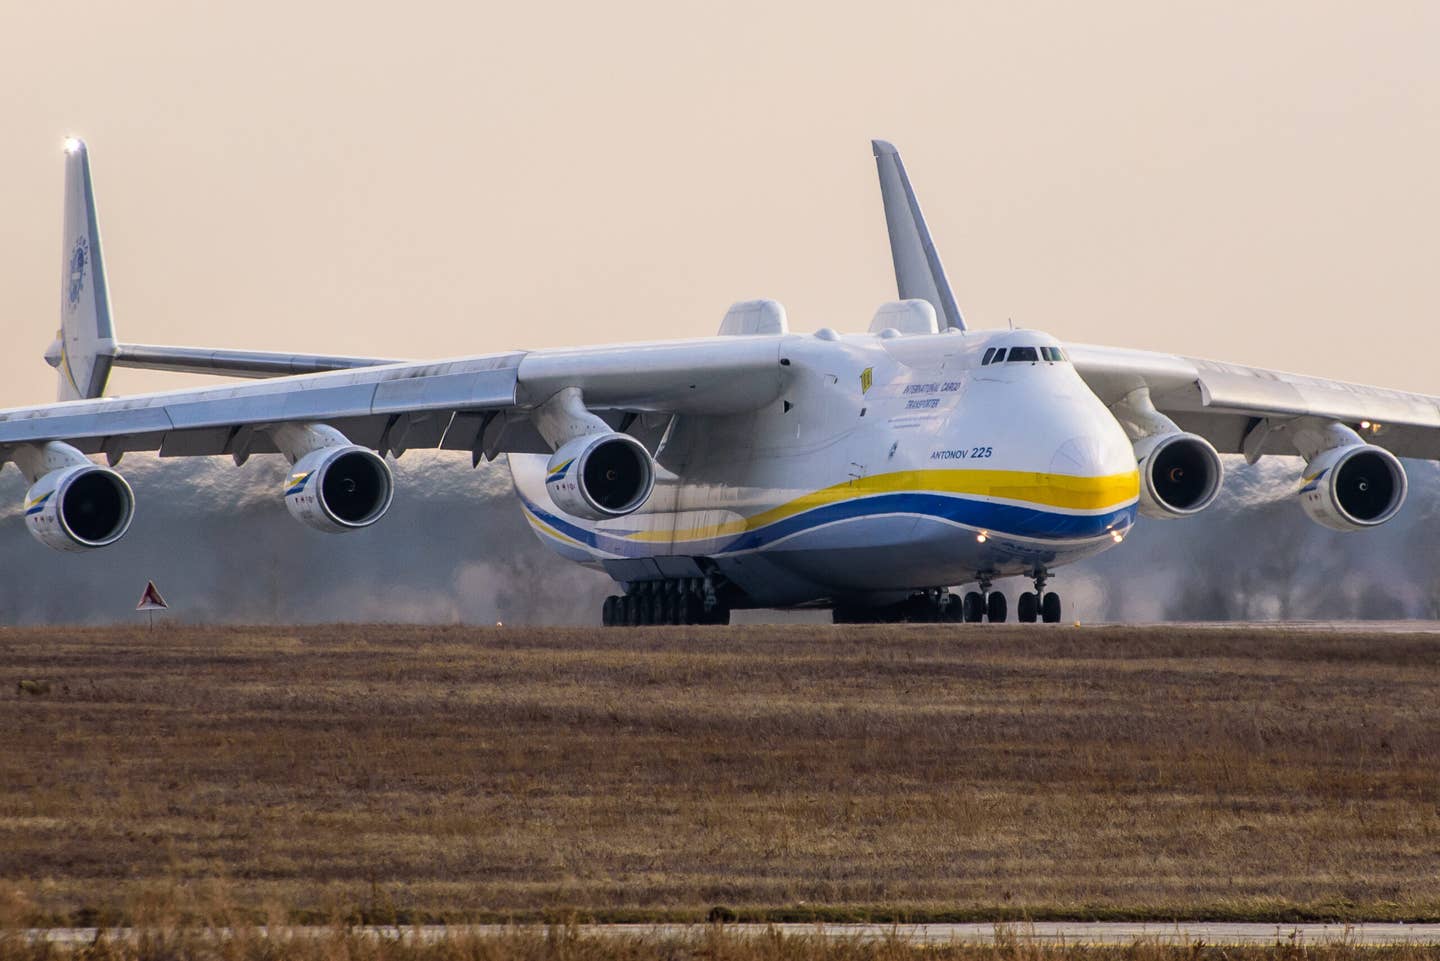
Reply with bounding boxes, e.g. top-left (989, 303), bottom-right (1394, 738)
top-left (112, 344), bottom-right (400, 378)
